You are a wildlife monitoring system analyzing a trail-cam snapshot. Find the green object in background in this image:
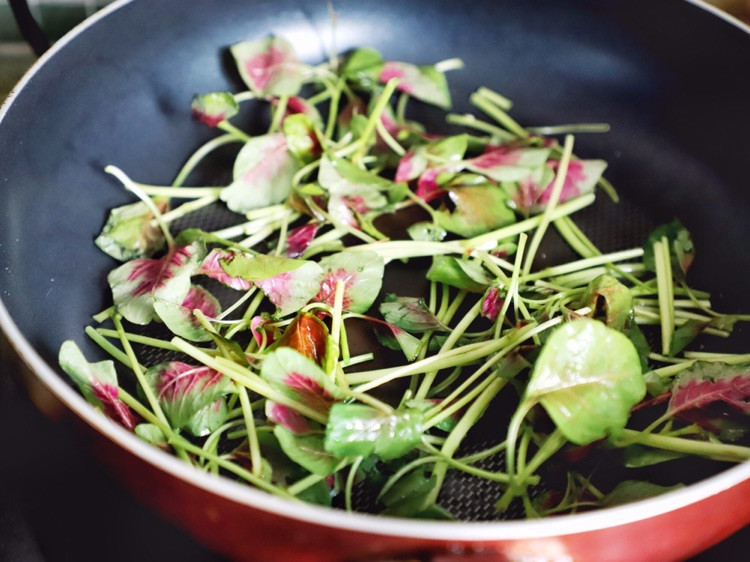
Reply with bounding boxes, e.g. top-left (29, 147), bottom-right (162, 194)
top-left (0, 1), bottom-right (114, 42)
